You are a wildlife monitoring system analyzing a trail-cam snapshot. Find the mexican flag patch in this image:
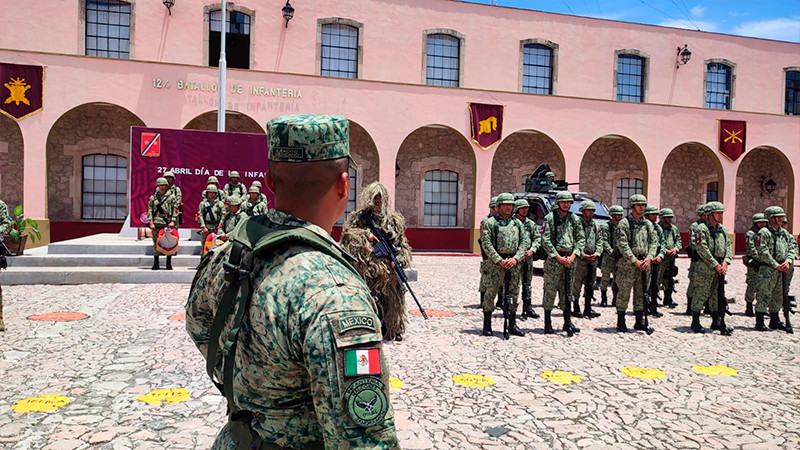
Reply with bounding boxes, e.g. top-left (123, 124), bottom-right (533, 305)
top-left (345, 348), bottom-right (381, 377)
